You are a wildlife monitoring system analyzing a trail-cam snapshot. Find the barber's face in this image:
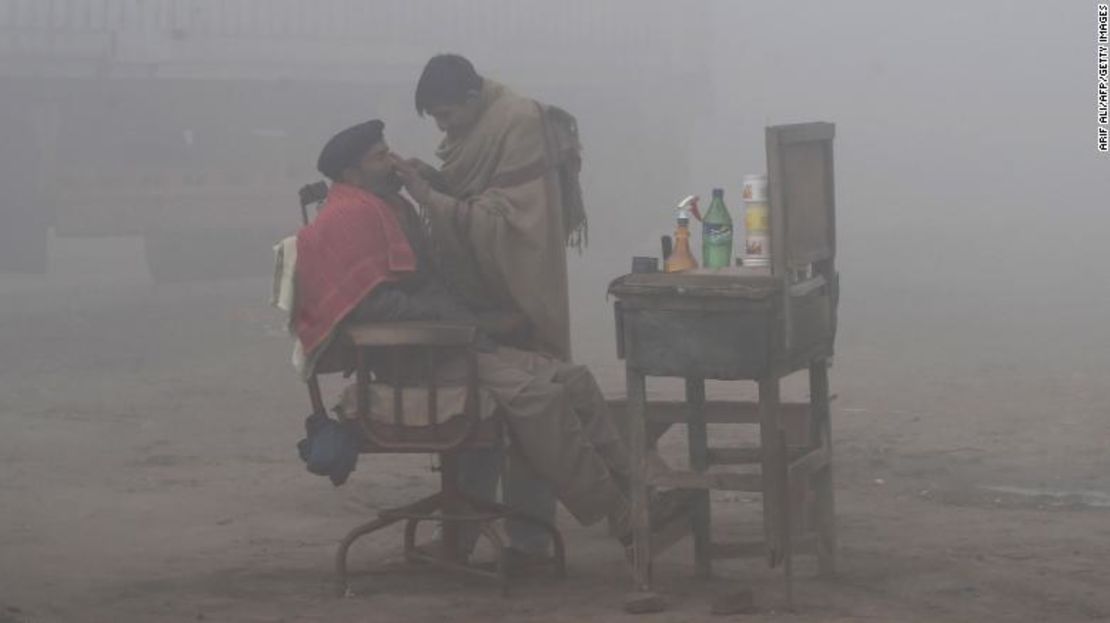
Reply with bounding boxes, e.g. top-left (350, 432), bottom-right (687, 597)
top-left (427, 93), bottom-right (481, 135)
top-left (348, 141), bottom-right (402, 195)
